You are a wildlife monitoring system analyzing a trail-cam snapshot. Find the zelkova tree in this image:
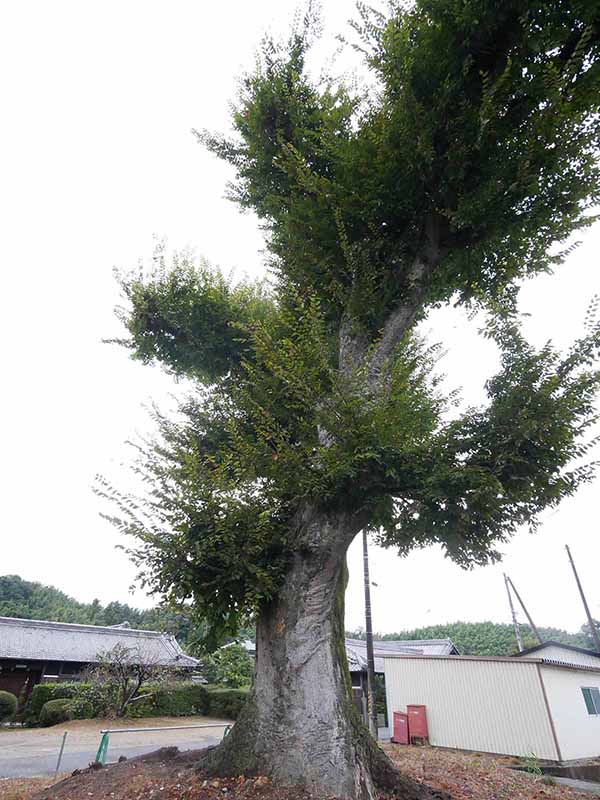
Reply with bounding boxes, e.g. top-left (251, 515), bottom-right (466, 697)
top-left (106, 2), bottom-right (600, 798)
